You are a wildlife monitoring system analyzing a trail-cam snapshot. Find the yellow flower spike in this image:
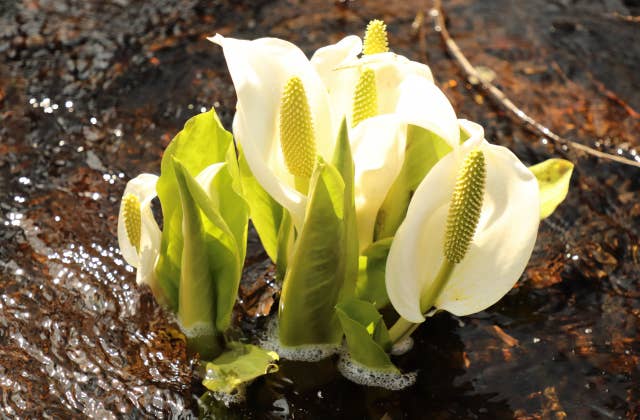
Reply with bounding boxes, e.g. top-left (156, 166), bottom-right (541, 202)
top-left (122, 193), bottom-right (142, 254)
top-left (351, 68), bottom-right (378, 127)
top-left (363, 19), bottom-right (389, 55)
top-left (279, 76), bottom-right (317, 180)
top-left (387, 138), bottom-right (540, 324)
top-left (444, 149), bottom-right (486, 263)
